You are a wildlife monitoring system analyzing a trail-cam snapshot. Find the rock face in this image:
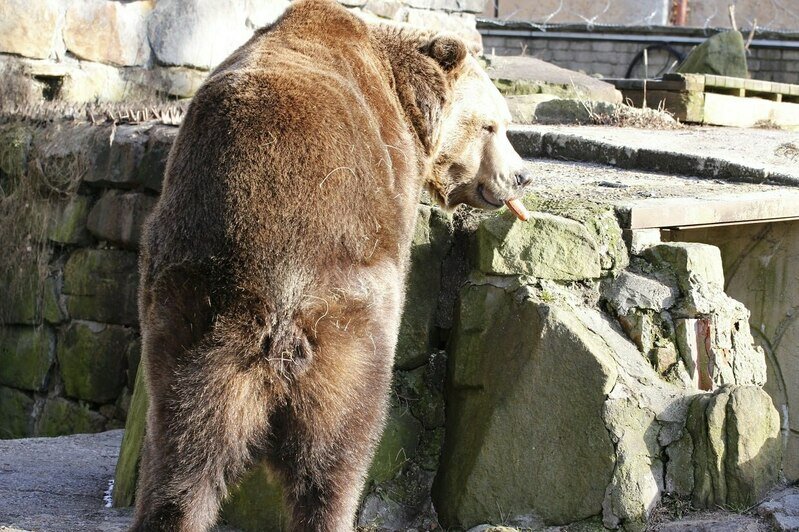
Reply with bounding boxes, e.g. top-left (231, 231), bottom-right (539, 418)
top-left (687, 386), bottom-right (781, 509)
top-left (64, 0), bottom-right (152, 67)
top-left (147, 0), bottom-right (285, 69)
top-left (0, 0), bottom-right (61, 59)
top-left (475, 211), bottom-right (602, 280)
top-left (434, 284), bottom-right (617, 527)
